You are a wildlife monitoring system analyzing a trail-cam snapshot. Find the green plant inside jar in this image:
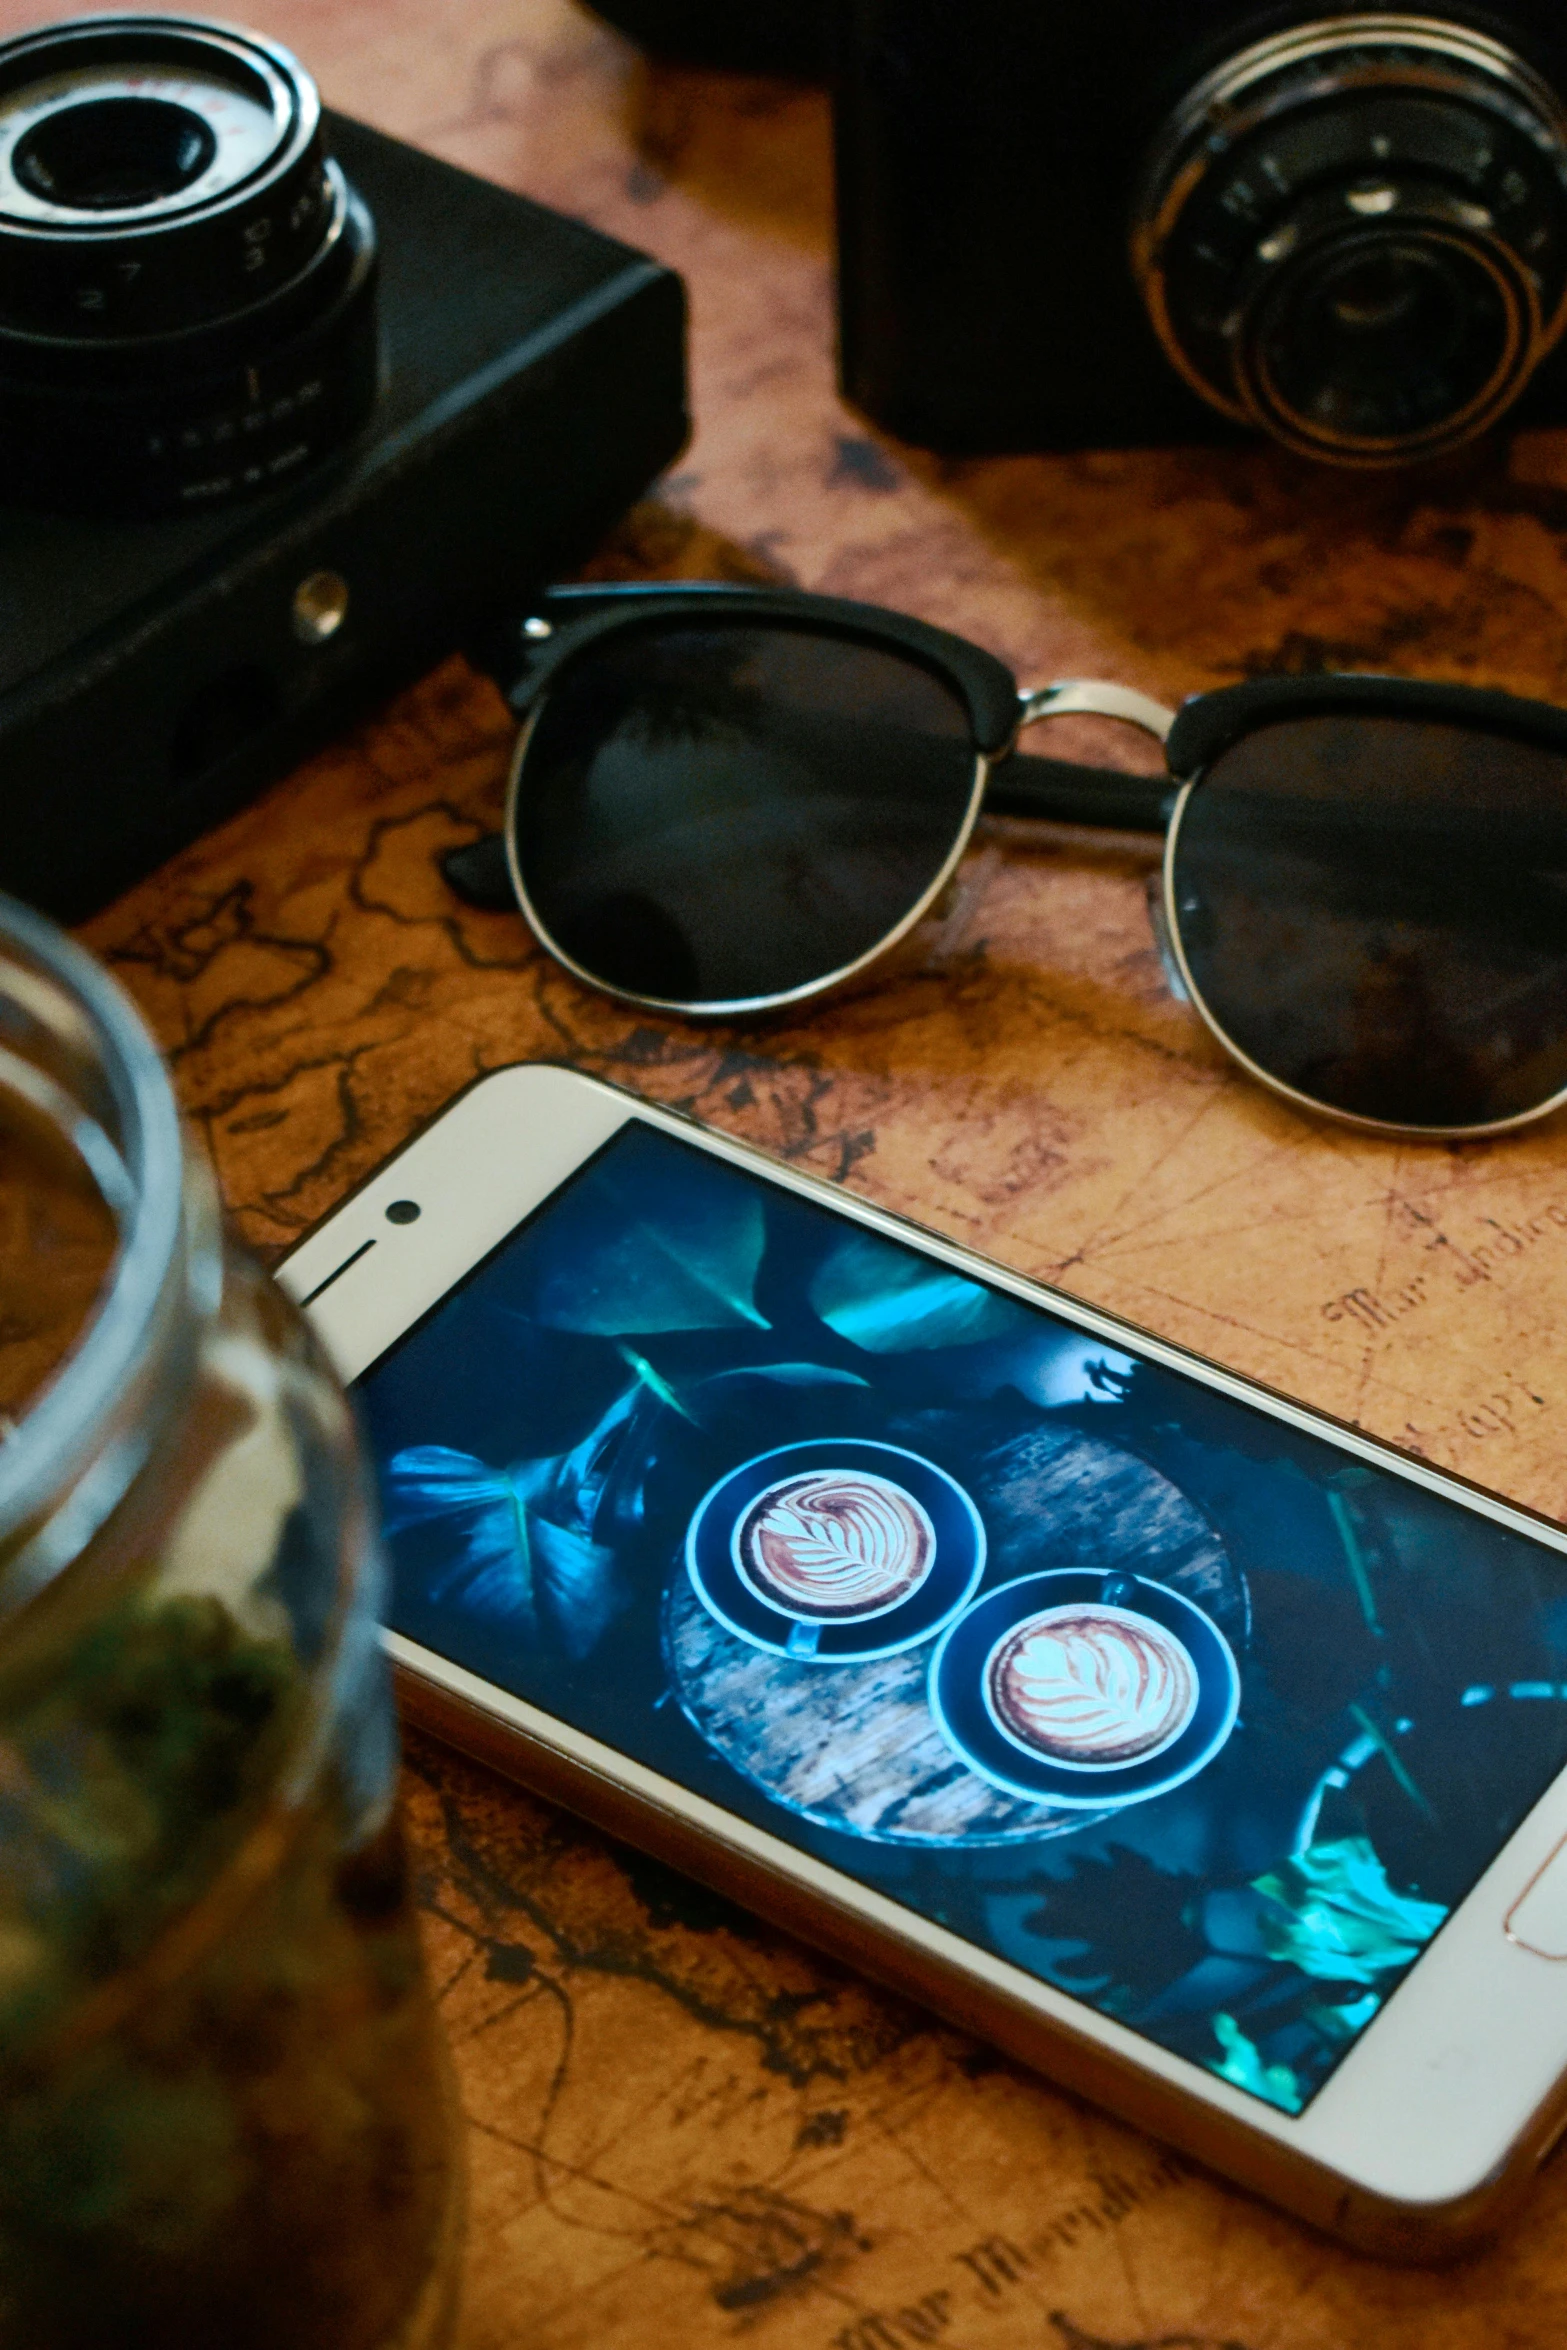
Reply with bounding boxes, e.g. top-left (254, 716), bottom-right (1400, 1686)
top-left (0, 898), bottom-right (461, 2350)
